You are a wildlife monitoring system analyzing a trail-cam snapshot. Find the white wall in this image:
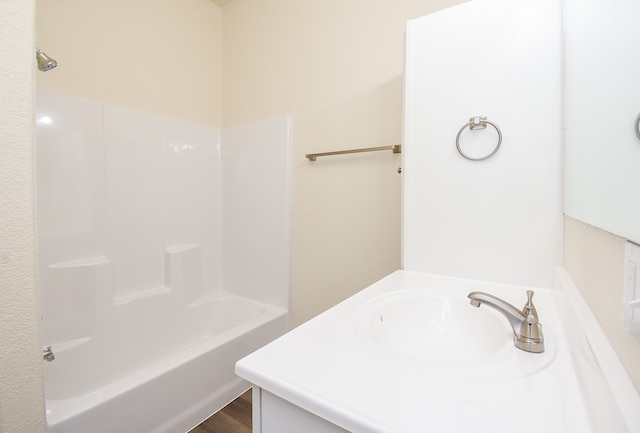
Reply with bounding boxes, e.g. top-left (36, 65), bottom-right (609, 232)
top-left (0, 1), bottom-right (46, 432)
top-left (403, 0), bottom-right (563, 287)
